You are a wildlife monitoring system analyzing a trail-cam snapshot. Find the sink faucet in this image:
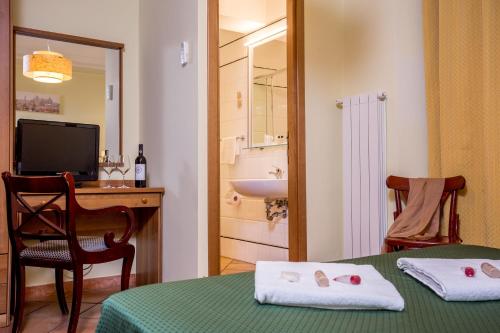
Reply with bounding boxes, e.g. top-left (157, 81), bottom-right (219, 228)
top-left (268, 166), bottom-right (283, 179)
